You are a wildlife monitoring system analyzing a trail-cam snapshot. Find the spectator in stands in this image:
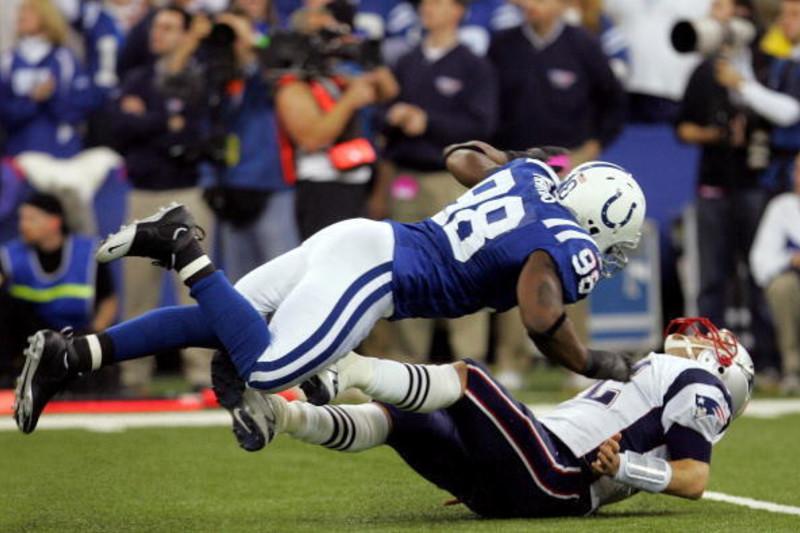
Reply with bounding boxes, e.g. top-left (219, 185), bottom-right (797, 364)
top-left (488, 0), bottom-right (626, 168)
top-left (277, 0), bottom-right (399, 239)
top-left (201, 0), bottom-right (300, 283)
top-left (118, 0), bottom-right (206, 77)
top-left (717, 0), bottom-right (800, 193)
top-left (108, 5), bottom-right (215, 396)
top-left (379, 0), bottom-right (497, 363)
top-left (0, 0), bottom-right (93, 158)
top-left (54, 0), bottom-right (126, 148)
top-left (604, 0), bottom-right (712, 123)
top-left (402, 0), bottom-right (524, 58)
top-left (0, 193), bottom-right (117, 388)
top-left (563, 0), bottom-right (629, 81)
top-left (676, 0), bottom-right (776, 380)
top-left (457, 0), bottom-right (523, 56)
top-left (54, 0), bottom-right (124, 91)
top-left (751, 152), bottom-right (800, 394)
